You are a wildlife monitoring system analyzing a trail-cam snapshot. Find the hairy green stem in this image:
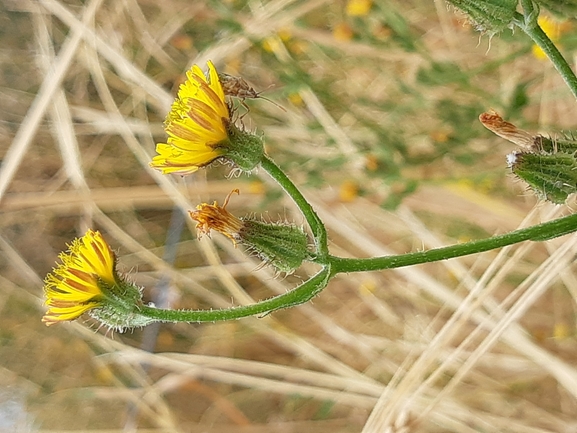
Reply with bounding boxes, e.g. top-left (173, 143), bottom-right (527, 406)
top-left (135, 210), bottom-right (577, 324)
top-left (137, 265), bottom-right (331, 322)
top-left (260, 155), bottom-right (329, 259)
top-left (514, 5), bottom-right (577, 100)
top-left (330, 213), bottom-right (577, 273)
